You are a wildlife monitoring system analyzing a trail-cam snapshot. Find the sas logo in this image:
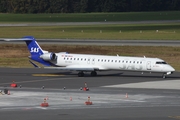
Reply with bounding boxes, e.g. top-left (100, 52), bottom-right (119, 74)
top-left (30, 47), bottom-right (40, 53)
